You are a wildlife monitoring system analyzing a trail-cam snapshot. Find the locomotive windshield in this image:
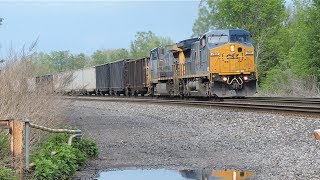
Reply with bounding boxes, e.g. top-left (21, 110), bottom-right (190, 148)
top-left (229, 29), bottom-right (252, 44)
top-left (150, 49), bottom-right (158, 60)
top-left (230, 34), bottom-right (251, 44)
top-left (207, 34), bottom-right (229, 44)
top-left (206, 30), bottom-right (252, 45)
